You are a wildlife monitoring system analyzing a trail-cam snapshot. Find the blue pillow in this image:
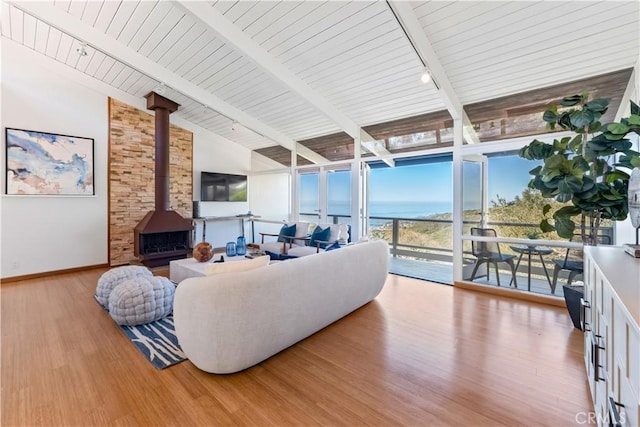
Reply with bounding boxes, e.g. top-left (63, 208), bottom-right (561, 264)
top-left (277, 224), bottom-right (297, 243)
top-left (309, 226), bottom-right (331, 248)
top-left (324, 241), bottom-right (341, 251)
top-left (264, 250), bottom-right (298, 261)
